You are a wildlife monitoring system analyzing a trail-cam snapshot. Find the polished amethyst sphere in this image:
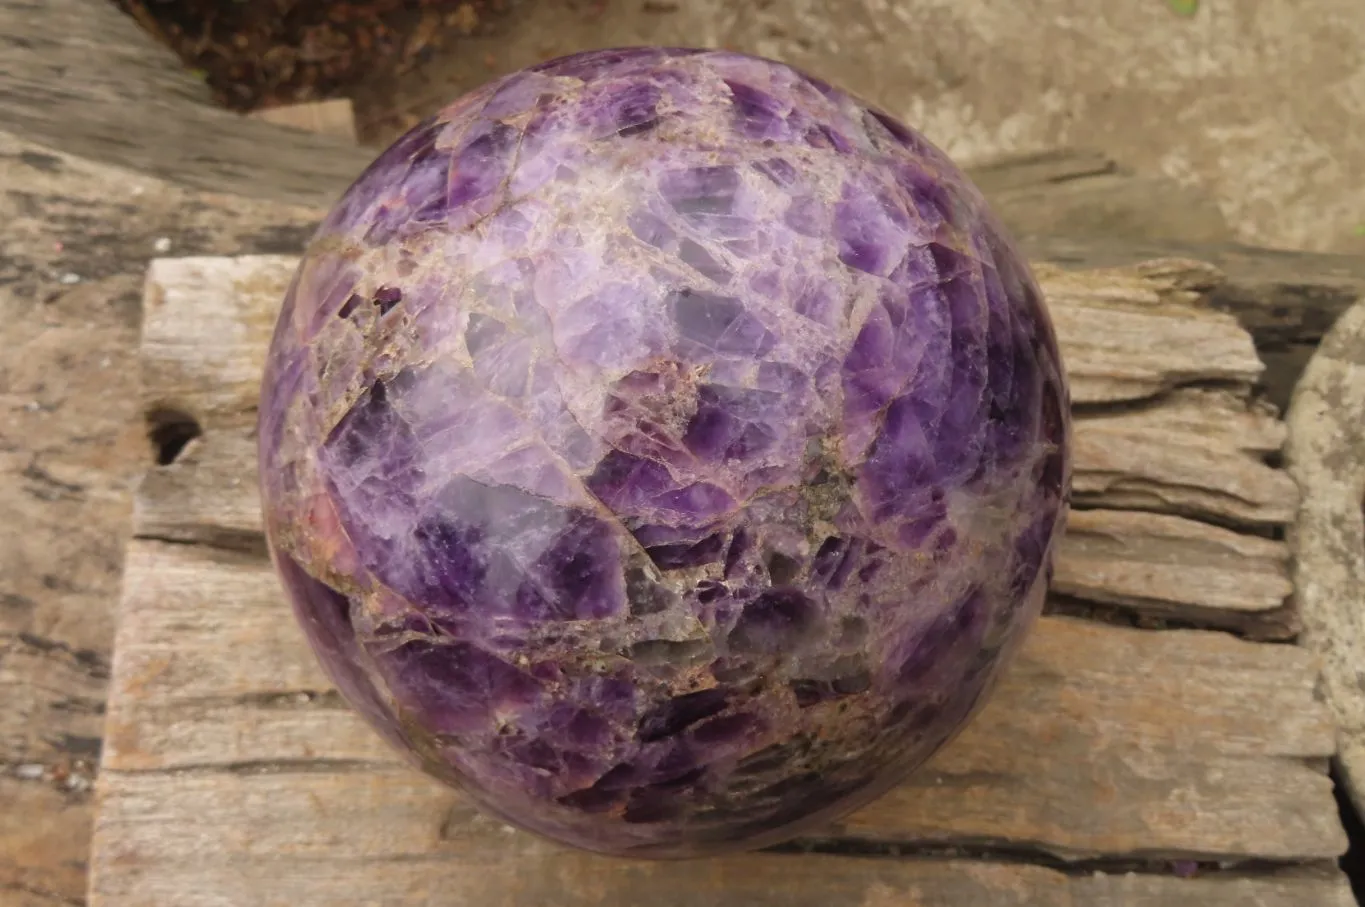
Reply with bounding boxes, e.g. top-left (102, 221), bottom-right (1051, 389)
top-left (259, 47), bottom-right (1070, 857)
